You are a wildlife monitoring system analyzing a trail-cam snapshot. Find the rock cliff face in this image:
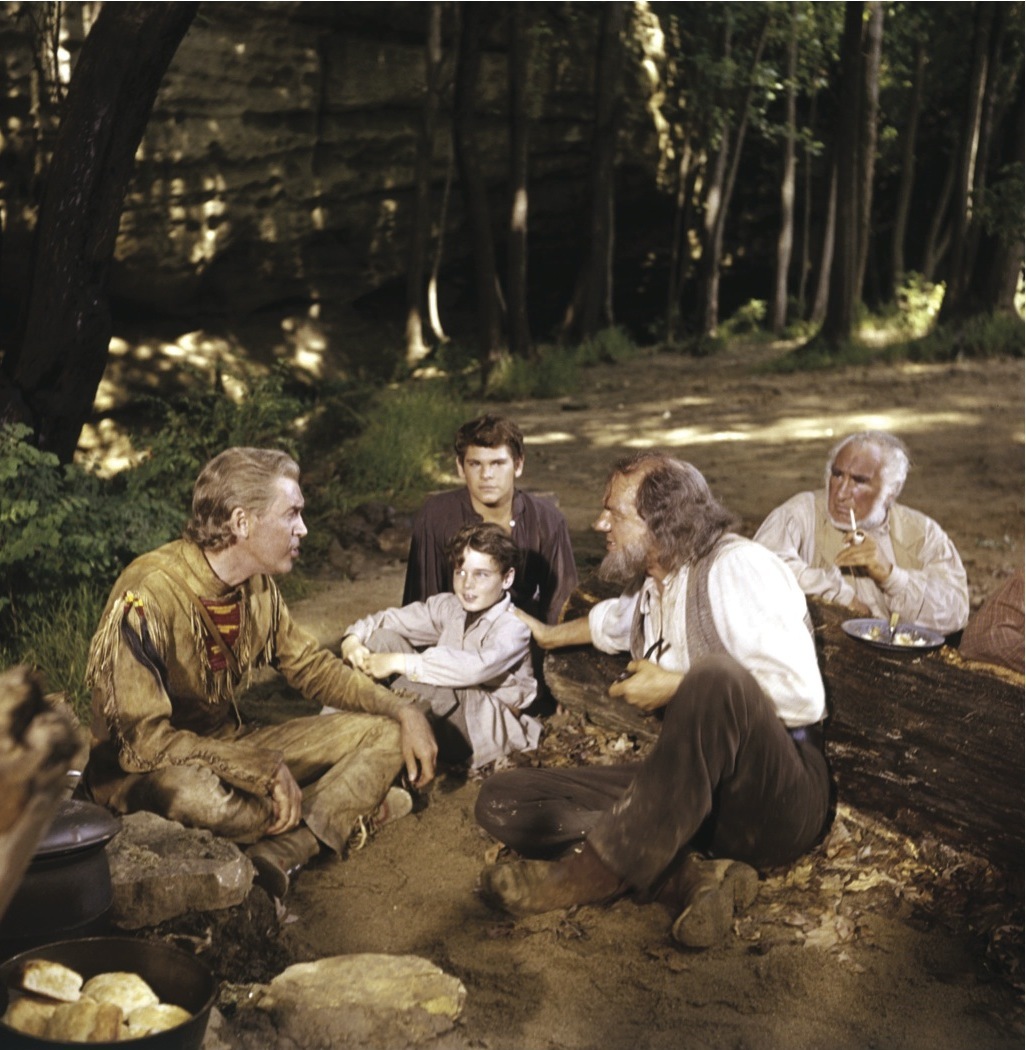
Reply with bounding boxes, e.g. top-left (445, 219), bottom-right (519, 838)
top-left (1, 3), bottom-right (662, 337)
